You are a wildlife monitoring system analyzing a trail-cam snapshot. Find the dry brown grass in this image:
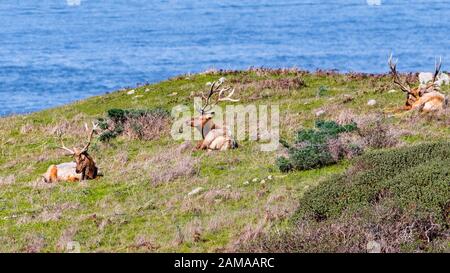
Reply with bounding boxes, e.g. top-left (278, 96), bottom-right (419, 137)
top-left (229, 219), bottom-right (267, 252)
top-left (0, 175), bottom-right (15, 187)
top-left (125, 142), bottom-right (199, 186)
top-left (201, 188), bottom-right (242, 205)
top-left (335, 110), bottom-right (408, 150)
top-left (37, 203), bottom-right (79, 223)
top-left (130, 235), bottom-right (160, 251)
top-left (264, 189), bottom-right (299, 222)
top-left (356, 114), bottom-right (403, 149)
top-left (405, 107), bottom-right (450, 127)
top-left (56, 227), bottom-right (78, 252)
top-left (46, 113), bottom-right (89, 139)
top-left (23, 234), bottom-right (46, 253)
top-left (232, 77), bottom-right (306, 101)
top-left (182, 218), bottom-right (204, 243)
top-left (200, 67), bottom-right (308, 77)
top-left (122, 113), bottom-right (171, 141)
top-left (242, 205), bottom-right (449, 253)
top-left (206, 213), bottom-right (234, 233)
